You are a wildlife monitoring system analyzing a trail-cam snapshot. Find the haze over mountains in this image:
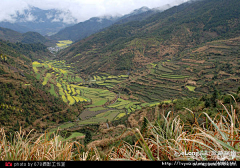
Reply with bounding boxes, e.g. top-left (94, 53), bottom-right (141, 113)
top-left (0, 4), bottom-right (173, 46)
top-left (50, 6), bottom-right (163, 42)
top-left (0, 5), bottom-right (162, 44)
top-left (0, 2), bottom-right (180, 41)
top-left (0, 7), bottom-right (77, 36)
